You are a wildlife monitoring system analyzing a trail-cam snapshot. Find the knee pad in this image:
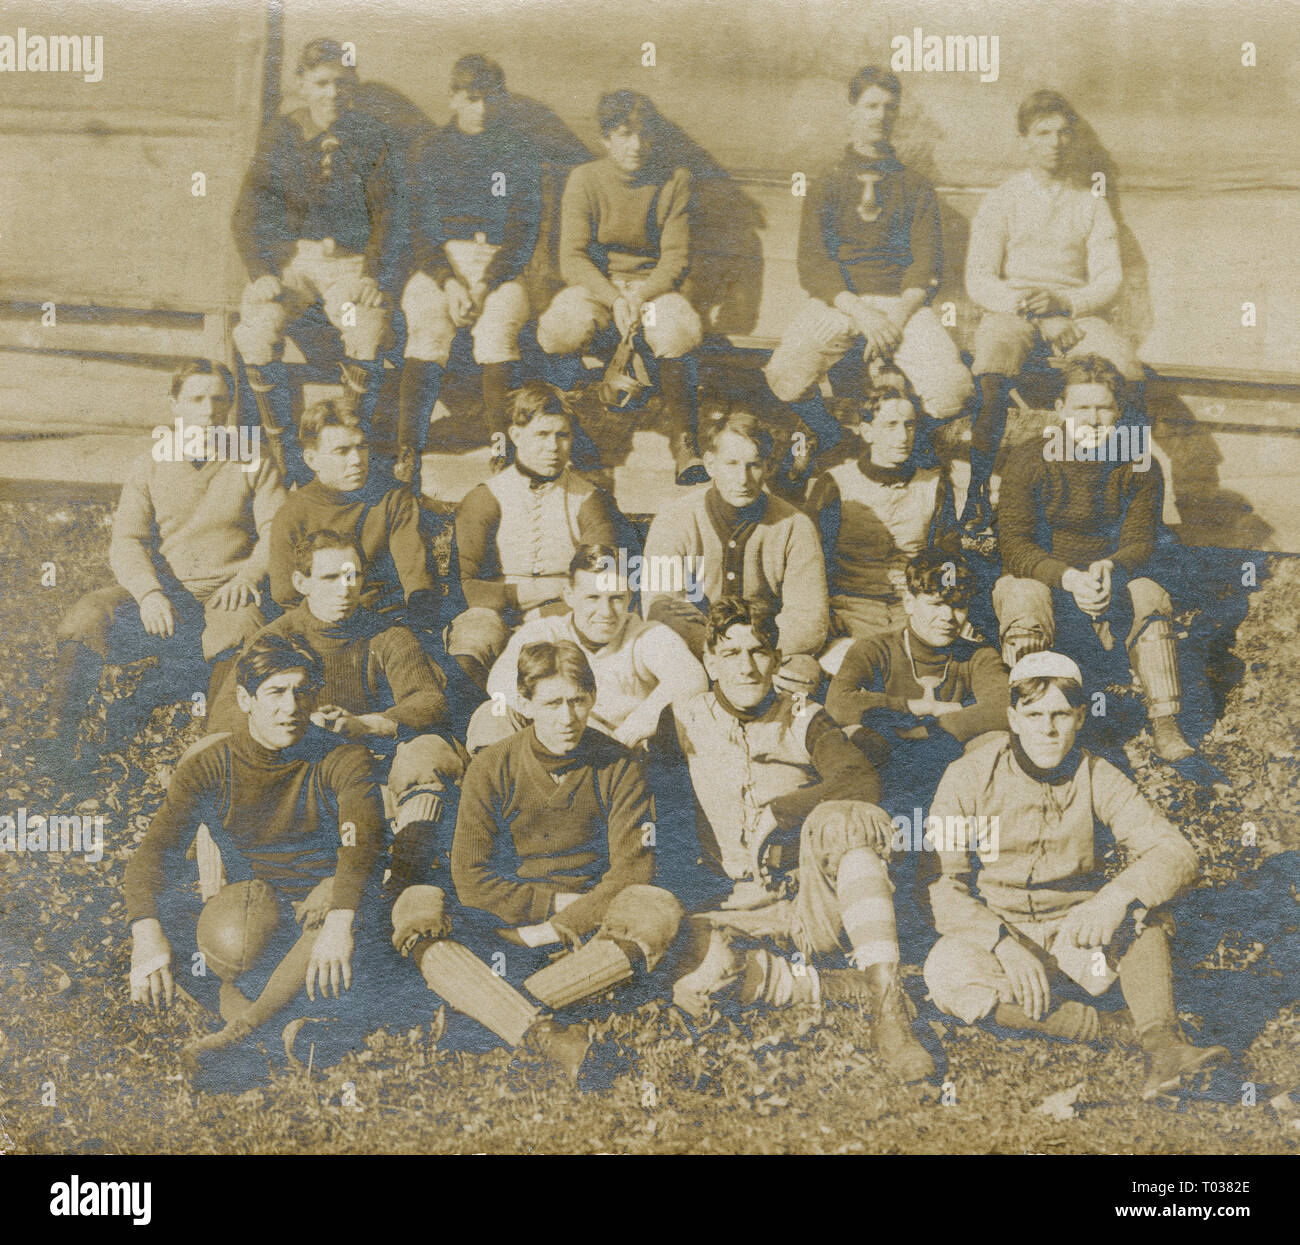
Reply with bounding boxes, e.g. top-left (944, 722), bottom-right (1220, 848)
top-left (341, 302), bottom-right (392, 362)
top-left (597, 884), bottom-right (685, 971)
top-left (196, 879), bottom-right (283, 980)
top-left (388, 733), bottom-right (466, 795)
top-left (402, 275), bottom-right (455, 363)
top-left (390, 884), bottom-right (452, 955)
top-left (232, 303), bottom-right (288, 367)
top-left (763, 343), bottom-right (820, 405)
top-left (803, 800), bottom-right (892, 867)
top-left (644, 296), bottom-right (703, 359)
top-left (537, 288), bottom-right (600, 356)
